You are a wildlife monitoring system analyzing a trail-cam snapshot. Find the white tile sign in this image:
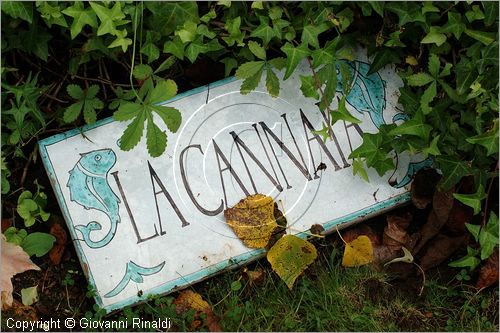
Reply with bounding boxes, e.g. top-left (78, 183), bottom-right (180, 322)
top-left (39, 53), bottom-right (427, 312)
